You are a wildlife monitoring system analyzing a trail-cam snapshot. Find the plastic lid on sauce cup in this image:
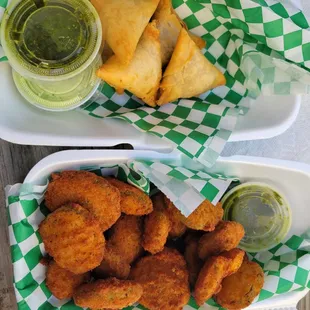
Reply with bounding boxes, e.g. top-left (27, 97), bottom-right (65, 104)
top-left (221, 182), bottom-right (292, 252)
top-left (13, 54), bottom-right (103, 111)
top-left (1, 0), bottom-right (102, 81)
